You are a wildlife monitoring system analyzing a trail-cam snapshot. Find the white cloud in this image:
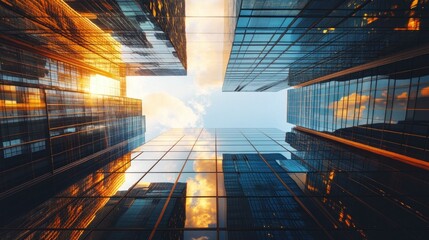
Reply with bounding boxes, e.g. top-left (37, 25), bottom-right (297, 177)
top-left (185, 0), bottom-right (231, 92)
top-left (142, 92), bottom-right (203, 139)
